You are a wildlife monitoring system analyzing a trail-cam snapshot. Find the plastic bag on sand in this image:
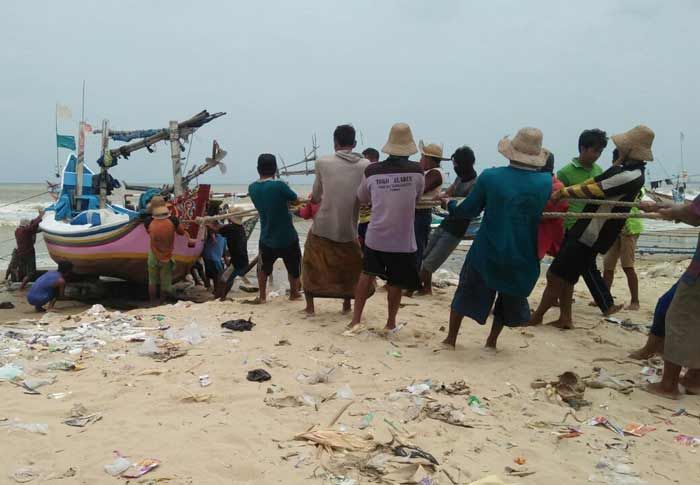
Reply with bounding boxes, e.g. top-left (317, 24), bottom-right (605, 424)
top-left (165, 322), bottom-right (203, 345)
top-left (87, 303), bottom-right (107, 315)
top-left (138, 337), bottom-right (159, 356)
top-left (104, 455), bottom-right (131, 476)
top-left (0, 363), bottom-right (23, 380)
top-left (336, 384), bottom-right (354, 400)
top-left (1, 420), bottom-right (49, 434)
top-left (296, 367), bottom-right (336, 385)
